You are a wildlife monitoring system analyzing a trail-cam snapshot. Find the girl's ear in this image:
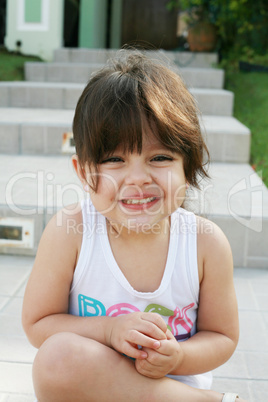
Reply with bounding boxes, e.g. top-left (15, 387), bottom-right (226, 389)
top-left (72, 155), bottom-right (88, 190)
